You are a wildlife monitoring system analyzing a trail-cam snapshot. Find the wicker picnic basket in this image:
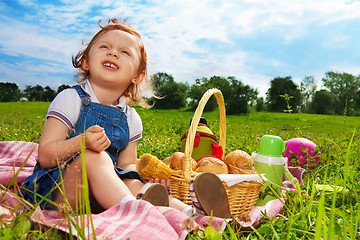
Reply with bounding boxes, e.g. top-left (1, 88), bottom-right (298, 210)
top-left (169, 88), bottom-right (263, 219)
